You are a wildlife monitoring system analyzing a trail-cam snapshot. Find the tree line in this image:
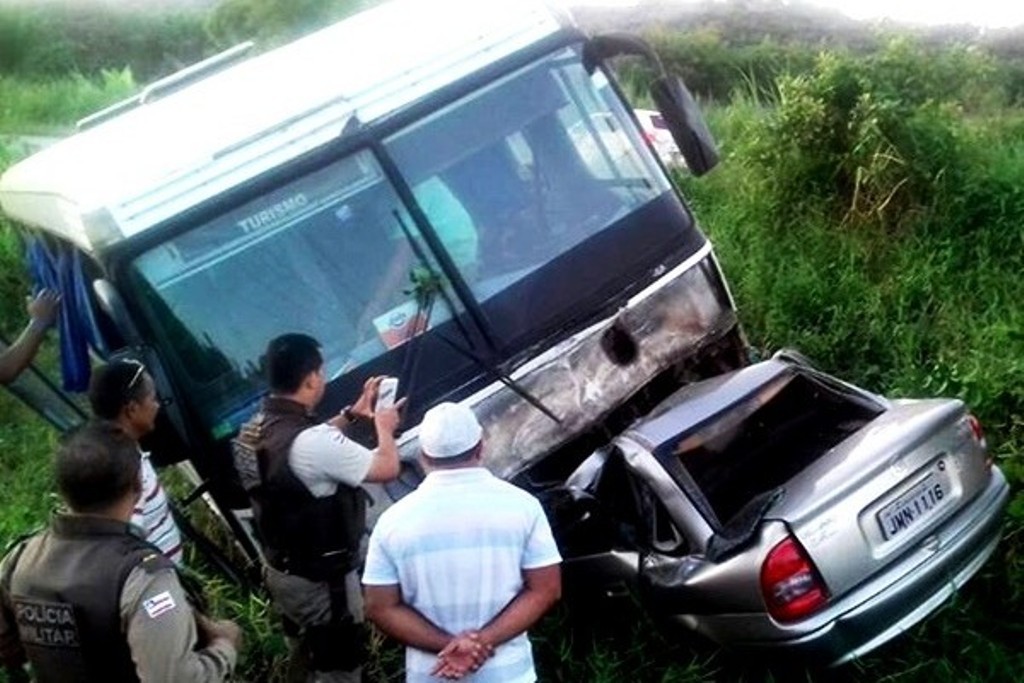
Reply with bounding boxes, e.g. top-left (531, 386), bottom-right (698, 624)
top-left (1, 0), bottom-right (1022, 105)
